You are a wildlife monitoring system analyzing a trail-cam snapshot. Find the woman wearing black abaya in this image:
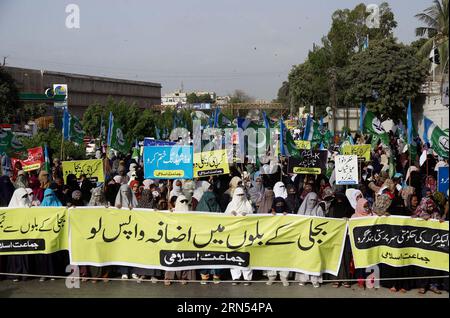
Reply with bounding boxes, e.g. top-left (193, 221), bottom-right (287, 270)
top-left (0, 176), bottom-right (20, 281)
top-left (327, 192), bottom-right (353, 288)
